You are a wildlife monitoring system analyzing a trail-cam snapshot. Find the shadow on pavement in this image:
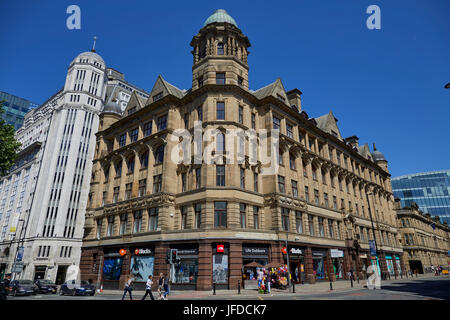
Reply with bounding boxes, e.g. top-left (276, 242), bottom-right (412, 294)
top-left (380, 278), bottom-right (450, 300)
